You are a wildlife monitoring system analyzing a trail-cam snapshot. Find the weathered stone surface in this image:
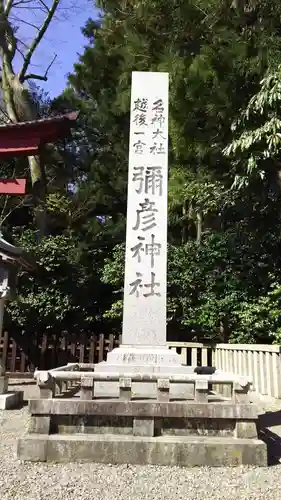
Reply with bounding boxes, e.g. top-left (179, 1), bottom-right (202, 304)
top-left (29, 399), bottom-right (259, 420)
top-left (234, 383), bottom-right (251, 403)
top-left (195, 379), bottom-right (208, 403)
top-left (37, 372), bottom-right (55, 399)
top-left (235, 421), bottom-right (258, 439)
top-left (80, 376), bottom-right (94, 400)
top-left (17, 434), bottom-right (267, 467)
top-left (28, 412), bottom-right (259, 438)
top-left (93, 72), bottom-right (191, 400)
top-left (133, 417), bottom-right (154, 436)
top-left (122, 72), bottom-right (169, 347)
top-left (28, 416), bottom-right (51, 434)
top-left (159, 417), bottom-right (236, 437)
top-left (17, 435), bottom-right (47, 462)
top-left (104, 347), bottom-right (183, 366)
top-left (119, 377), bottom-right (132, 401)
top-left (52, 415), bottom-right (133, 436)
top-left (94, 353), bottom-right (193, 399)
top-left (0, 375), bottom-right (8, 394)
top-left (0, 356), bottom-right (5, 376)
top-left (0, 391), bottom-right (23, 410)
top-left (157, 378), bottom-right (170, 402)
